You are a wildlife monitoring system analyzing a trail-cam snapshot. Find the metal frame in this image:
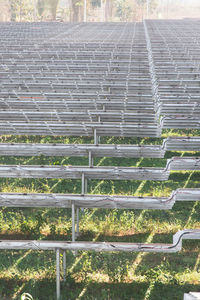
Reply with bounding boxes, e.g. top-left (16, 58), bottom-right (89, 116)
top-left (0, 136), bottom-right (199, 158)
top-left (184, 293), bottom-right (200, 300)
top-left (1, 20), bottom-right (200, 299)
top-left (0, 188), bottom-right (199, 210)
top-left (0, 230), bottom-right (199, 299)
